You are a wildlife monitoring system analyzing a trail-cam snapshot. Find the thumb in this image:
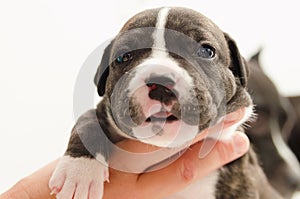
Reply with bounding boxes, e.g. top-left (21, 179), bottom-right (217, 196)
top-left (137, 132), bottom-right (249, 198)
